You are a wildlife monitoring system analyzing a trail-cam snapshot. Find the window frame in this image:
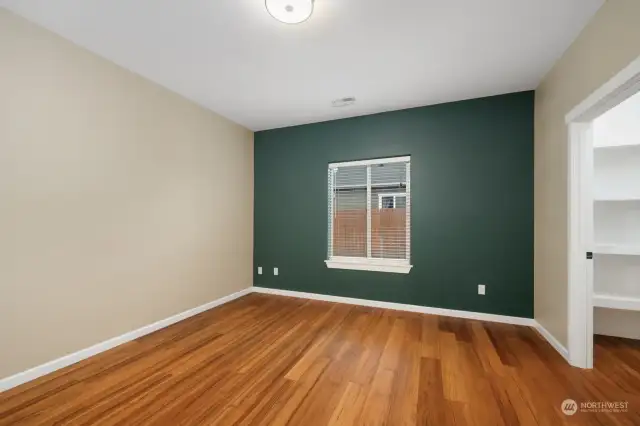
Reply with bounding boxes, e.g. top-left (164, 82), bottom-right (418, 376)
top-left (378, 193), bottom-right (407, 209)
top-left (325, 156), bottom-right (412, 274)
